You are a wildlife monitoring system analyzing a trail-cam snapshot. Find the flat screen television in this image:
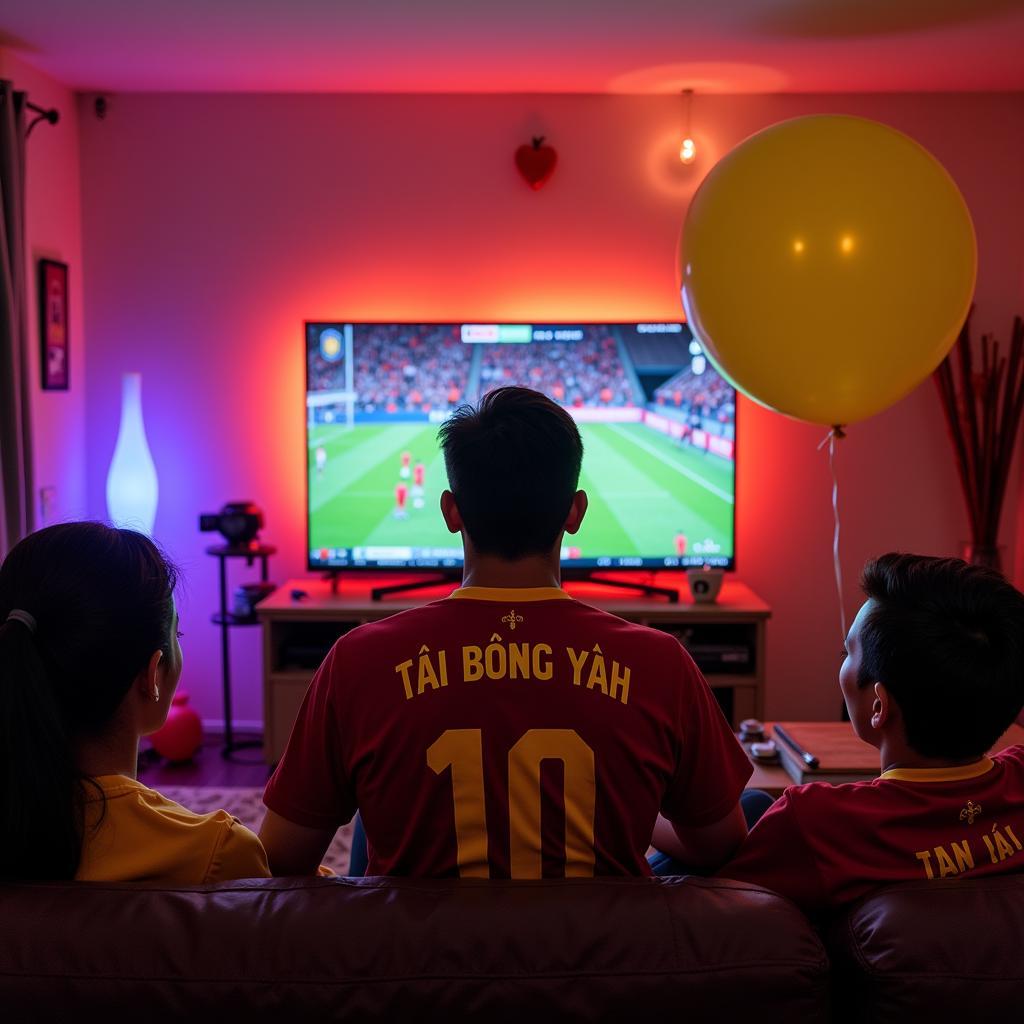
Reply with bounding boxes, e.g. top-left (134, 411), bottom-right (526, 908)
top-left (306, 322), bottom-right (736, 572)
